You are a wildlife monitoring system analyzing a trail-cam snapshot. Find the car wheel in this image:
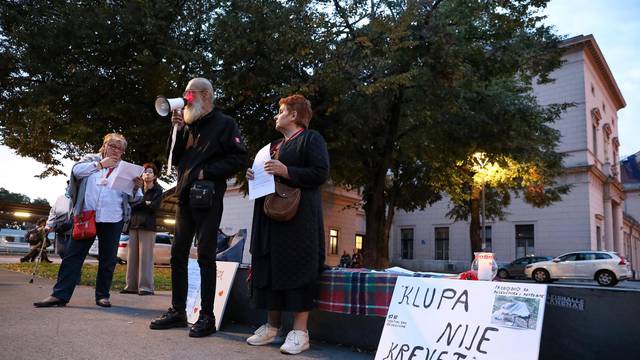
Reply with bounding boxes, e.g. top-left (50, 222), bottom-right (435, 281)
top-left (498, 269), bottom-right (509, 279)
top-left (532, 269), bottom-right (550, 283)
top-left (595, 270), bottom-right (617, 286)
